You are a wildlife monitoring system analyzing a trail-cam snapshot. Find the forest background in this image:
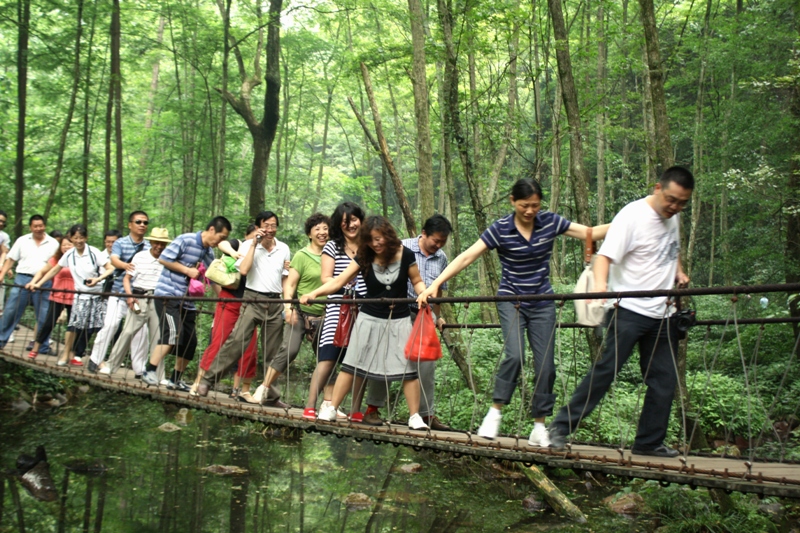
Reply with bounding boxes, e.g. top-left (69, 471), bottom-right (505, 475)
top-left (2, 0), bottom-right (800, 447)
